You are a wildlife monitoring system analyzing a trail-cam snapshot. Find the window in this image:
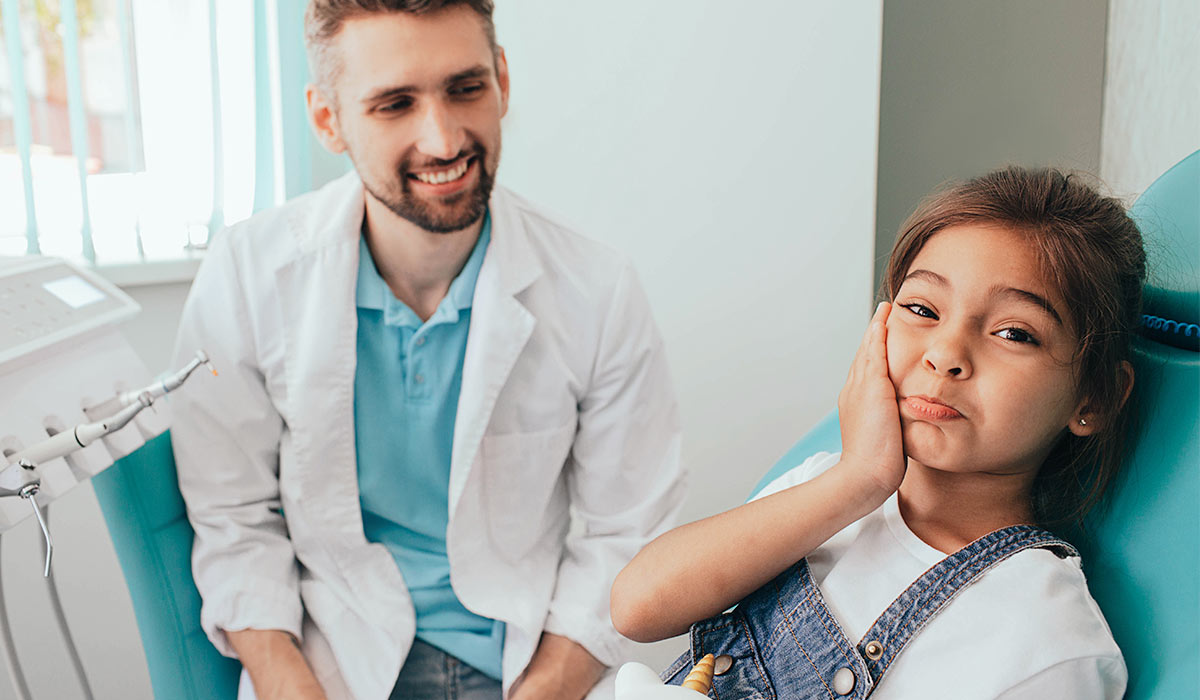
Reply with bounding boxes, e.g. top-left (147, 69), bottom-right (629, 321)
top-left (0, 0), bottom-right (322, 271)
